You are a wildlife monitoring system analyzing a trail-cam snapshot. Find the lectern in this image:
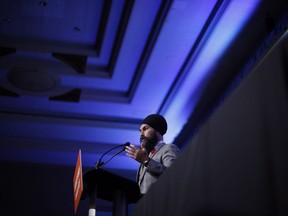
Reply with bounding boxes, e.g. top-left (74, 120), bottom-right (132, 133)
top-left (82, 168), bottom-right (140, 216)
